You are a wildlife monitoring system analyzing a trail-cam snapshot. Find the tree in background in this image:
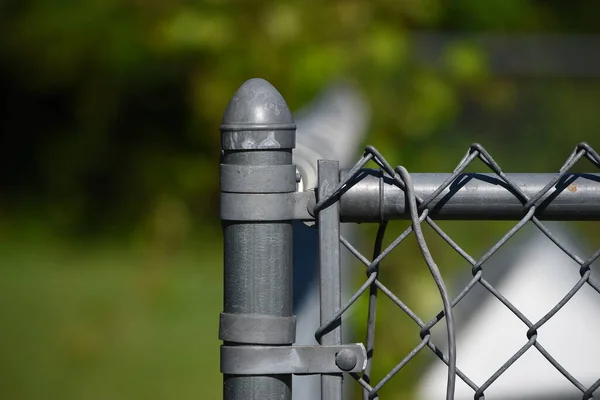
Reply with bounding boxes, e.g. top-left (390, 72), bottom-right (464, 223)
top-left (1, 1), bottom-right (600, 399)
top-left (4, 0), bottom-right (598, 237)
